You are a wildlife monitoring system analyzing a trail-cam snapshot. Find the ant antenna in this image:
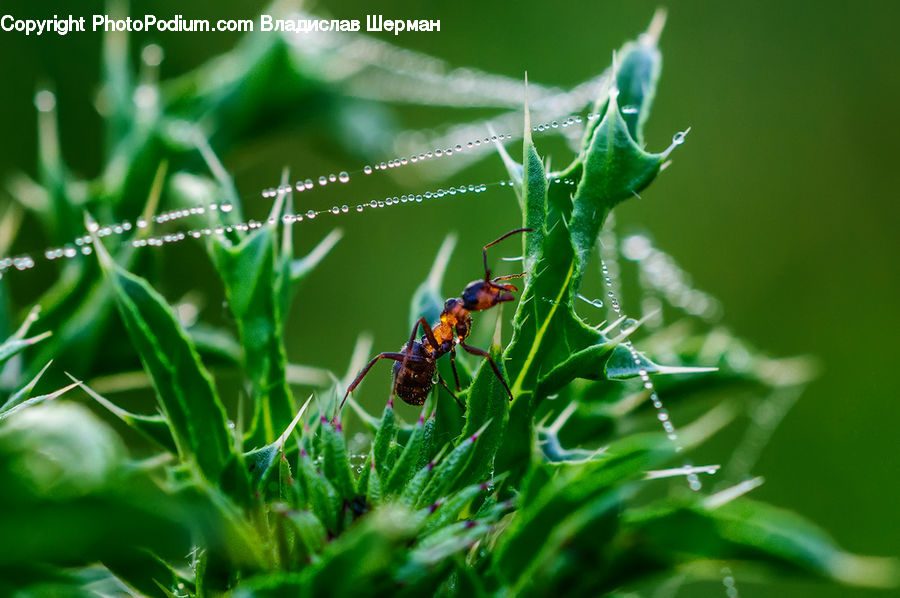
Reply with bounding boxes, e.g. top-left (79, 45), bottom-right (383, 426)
top-left (481, 227), bottom-right (533, 280)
